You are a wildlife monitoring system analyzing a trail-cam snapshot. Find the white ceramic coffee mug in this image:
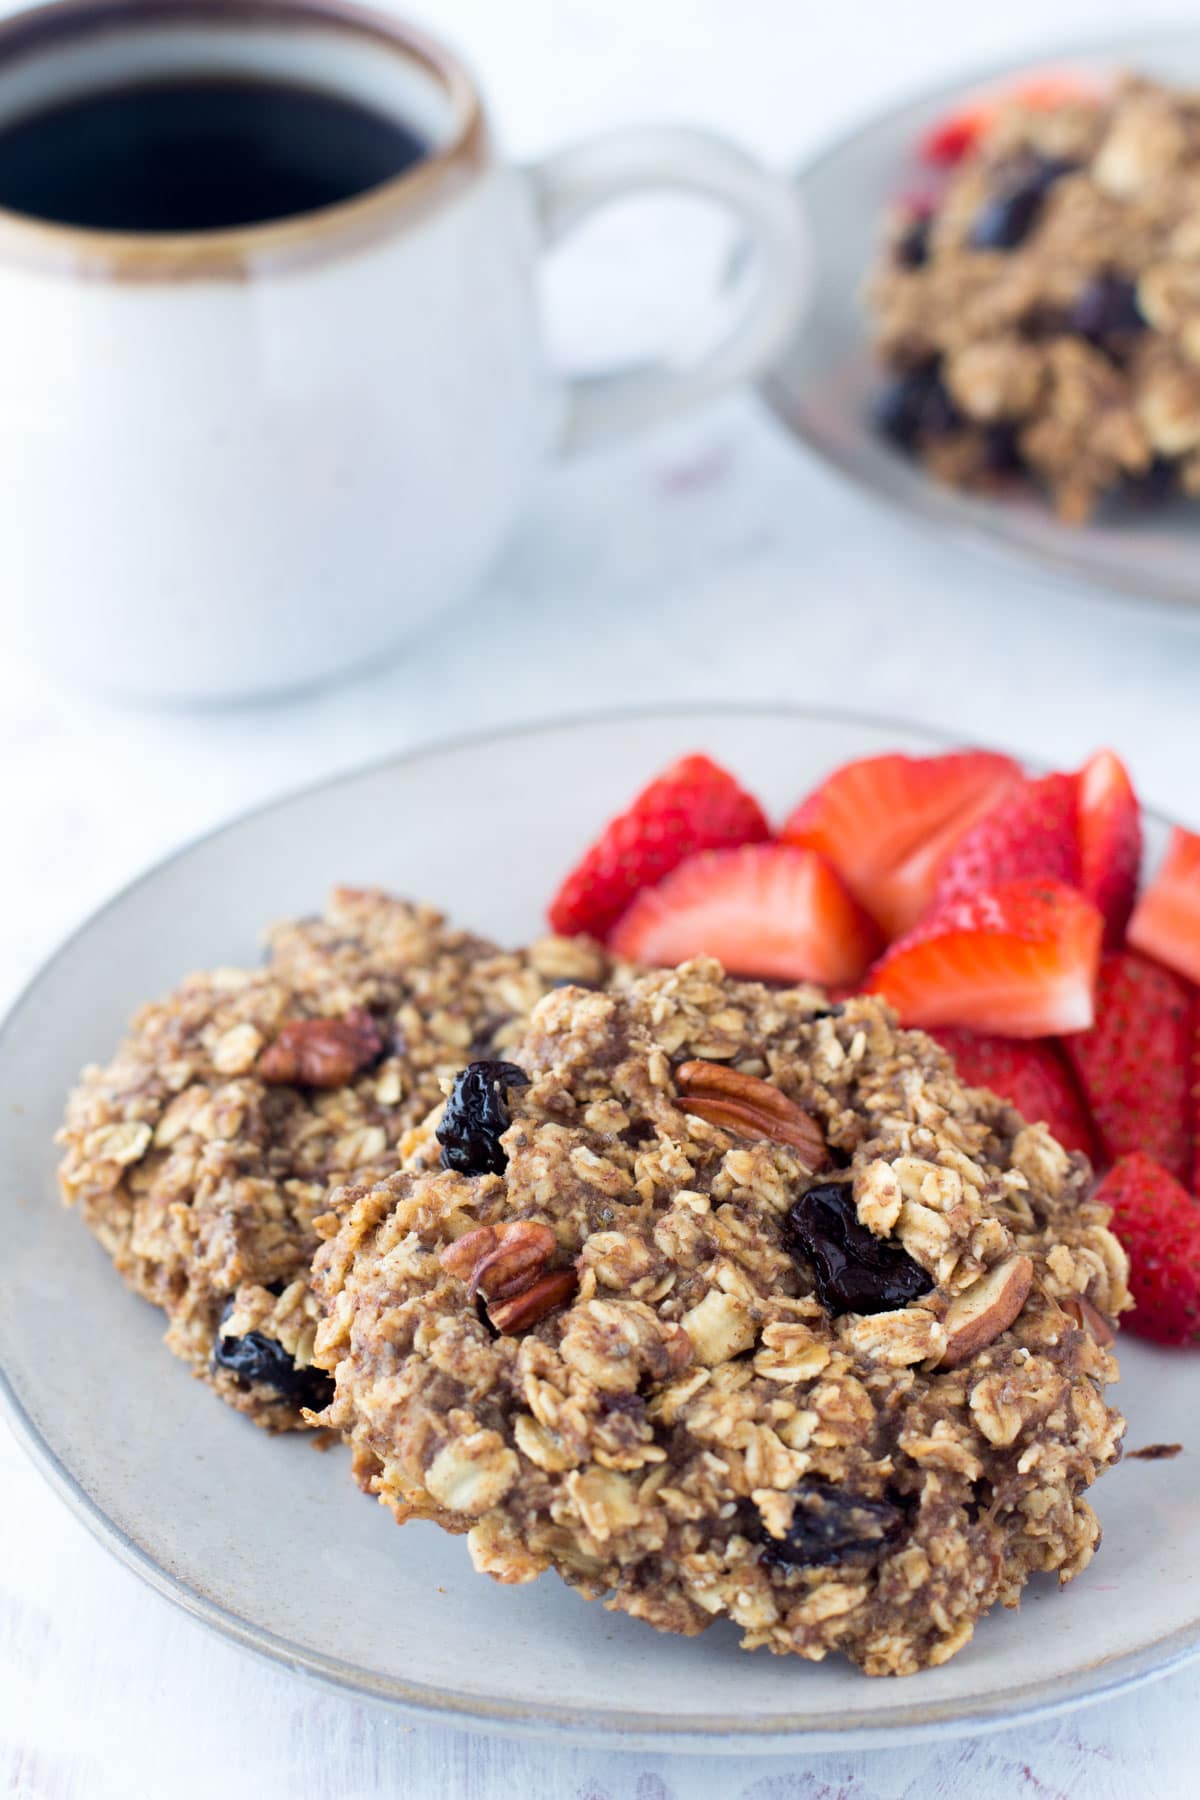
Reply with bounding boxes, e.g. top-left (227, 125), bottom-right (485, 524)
top-left (0, 0), bottom-right (806, 701)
